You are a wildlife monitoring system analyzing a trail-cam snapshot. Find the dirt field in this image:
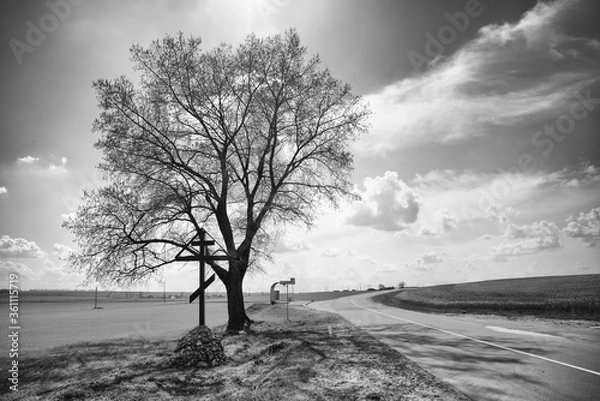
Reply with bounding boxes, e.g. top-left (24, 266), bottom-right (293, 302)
top-left (0, 303), bottom-right (470, 400)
